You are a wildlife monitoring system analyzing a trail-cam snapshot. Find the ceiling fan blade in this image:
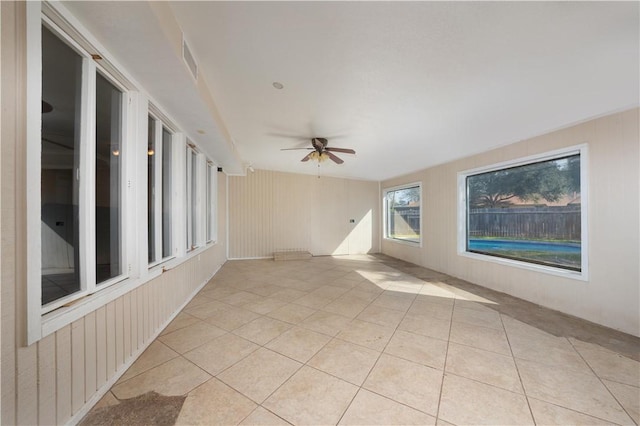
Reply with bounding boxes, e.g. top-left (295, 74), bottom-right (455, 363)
top-left (280, 148), bottom-right (313, 151)
top-left (301, 153), bottom-right (313, 162)
top-left (325, 151), bottom-right (344, 164)
top-left (325, 147), bottom-right (355, 154)
top-left (323, 134), bottom-right (348, 140)
top-left (266, 132), bottom-right (309, 140)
